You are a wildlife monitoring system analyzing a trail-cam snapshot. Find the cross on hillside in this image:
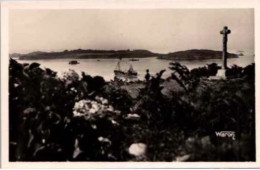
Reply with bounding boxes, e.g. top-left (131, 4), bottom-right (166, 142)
top-left (220, 26), bottom-right (231, 69)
